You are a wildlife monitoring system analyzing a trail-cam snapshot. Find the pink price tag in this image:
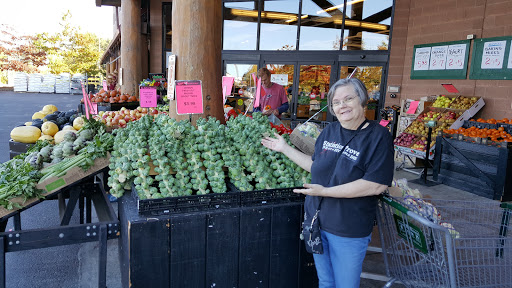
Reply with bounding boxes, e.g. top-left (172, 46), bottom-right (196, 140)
top-left (321, 92), bottom-right (325, 99)
top-left (175, 80), bottom-right (204, 114)
top-left (222, 76), bottom-right (235, 104)
top-left (406, 101), bottom-right (420, 114)
top-left (252, 73), bottom-right (261, 109)
top-left (102, 80), bottom-right (108, 91)
top-left (379, 119), bottom-right (390, 127)
top-left (139, 87), bottom-right (157, 108)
